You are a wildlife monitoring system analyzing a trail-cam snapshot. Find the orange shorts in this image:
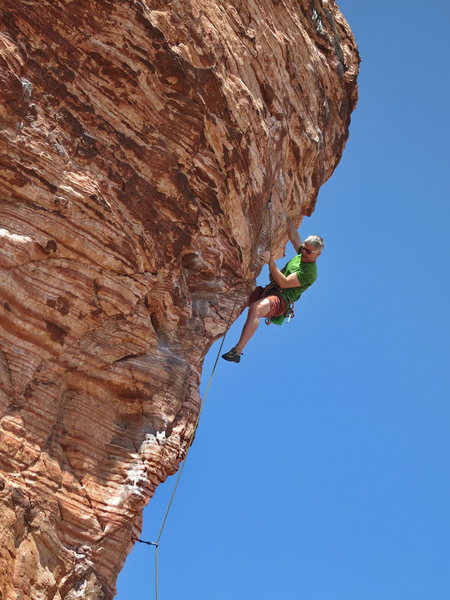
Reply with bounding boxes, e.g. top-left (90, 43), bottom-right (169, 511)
top-left (247, 286), bottom-right (286, 319)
